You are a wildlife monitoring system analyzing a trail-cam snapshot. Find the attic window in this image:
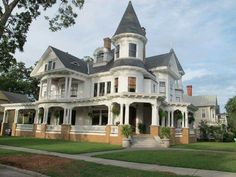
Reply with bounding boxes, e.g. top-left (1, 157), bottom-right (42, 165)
top-left (97, 52), bottom-right (104, 63)
top-left (71, 61), bottom-right (80, 66)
